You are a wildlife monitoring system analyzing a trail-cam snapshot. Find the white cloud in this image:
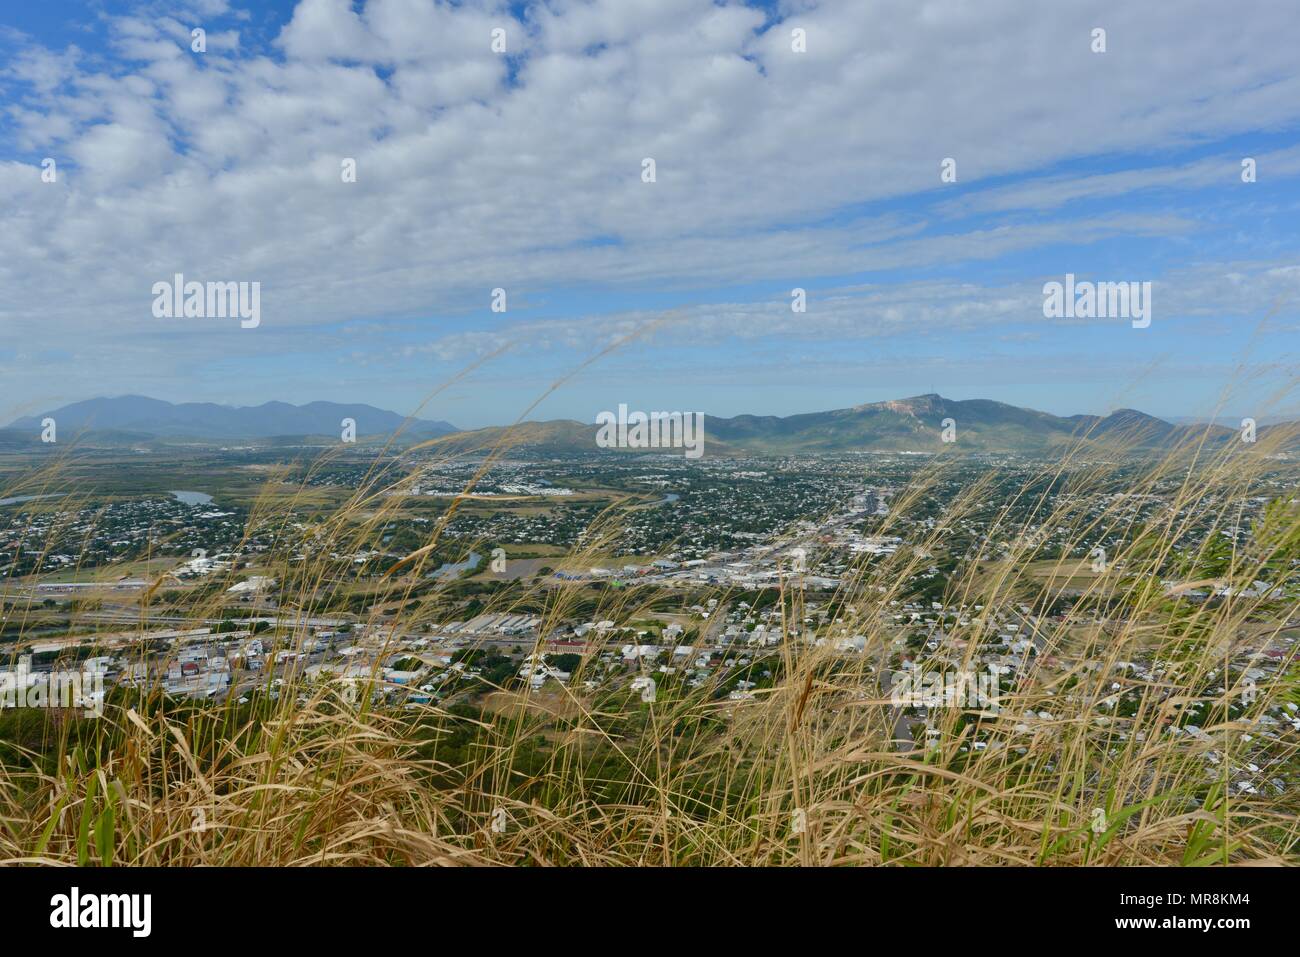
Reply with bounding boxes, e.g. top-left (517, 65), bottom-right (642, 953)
top-left (0, 0), bottom-right (1298, 411)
